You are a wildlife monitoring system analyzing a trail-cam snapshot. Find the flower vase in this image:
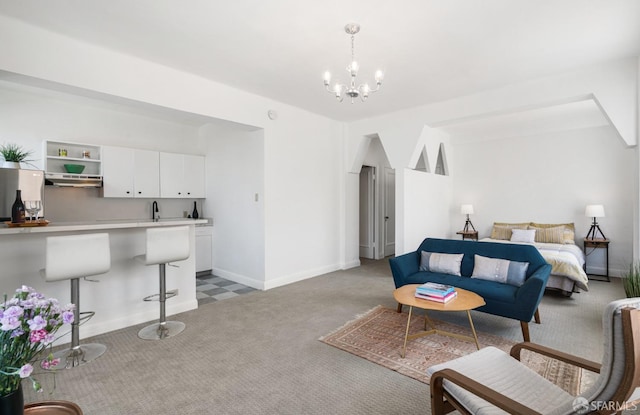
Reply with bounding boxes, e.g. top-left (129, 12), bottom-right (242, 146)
top-left (0, 384), bottom-right (24, 415)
